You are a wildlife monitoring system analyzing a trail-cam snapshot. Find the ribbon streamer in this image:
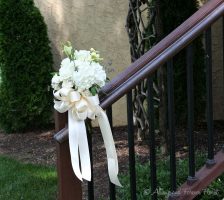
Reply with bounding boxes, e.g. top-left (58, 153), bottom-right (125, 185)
top-left (54, 88), bottom-right (121, 186)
